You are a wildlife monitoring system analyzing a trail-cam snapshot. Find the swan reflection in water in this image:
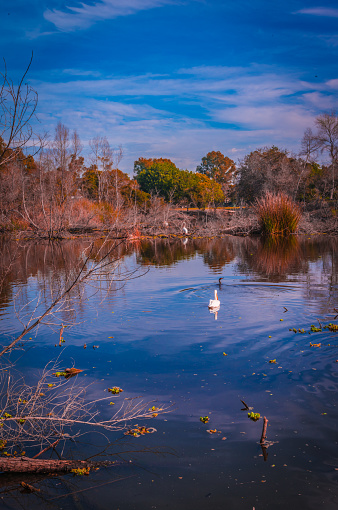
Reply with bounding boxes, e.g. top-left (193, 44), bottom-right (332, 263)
top-left (209, 306), bottom-right (220, 320)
